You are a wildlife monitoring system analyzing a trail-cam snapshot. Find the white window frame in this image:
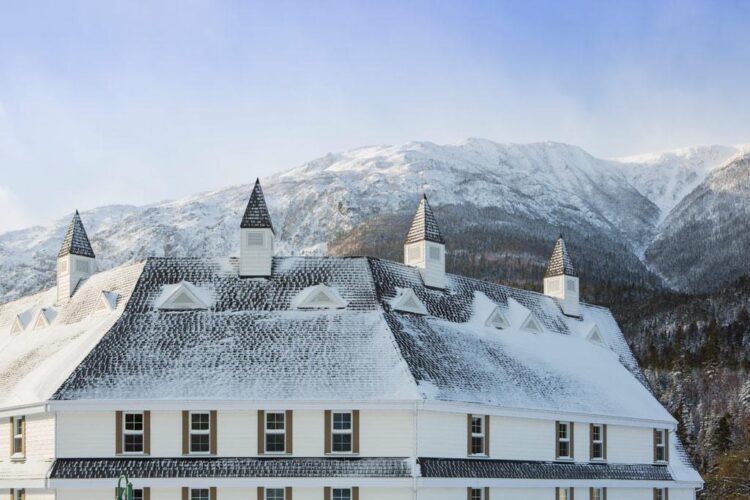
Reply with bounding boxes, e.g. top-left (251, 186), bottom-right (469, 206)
top-left (655, 429), bottom-right (667, 462)
top-left (557, 487), bottom-right (571, 500)
top-left (12, 416), bottom-right (24, 457)
top-left (470, 414), bottom-right (486, 456)
top-left (189, 411), bottom-right (211, 455)
top-left (331, 411), bottom-right (353, 454)
top-left (122, 411), bottom-right (145, 455)
top-left (265, 488), bottom-right (285, 500)
top-left (190, 488), bottom-right (209, 500)
top-left (331, 488), bottom-right (352, 500)
top-left (265, 412), bottom-right (286, 454)
top-left (557, 422), bottom-right (571, 459)
top-left (469, 488), bottom-right (485, 500)
top-left (591, 423), bottom-right (604, 461)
